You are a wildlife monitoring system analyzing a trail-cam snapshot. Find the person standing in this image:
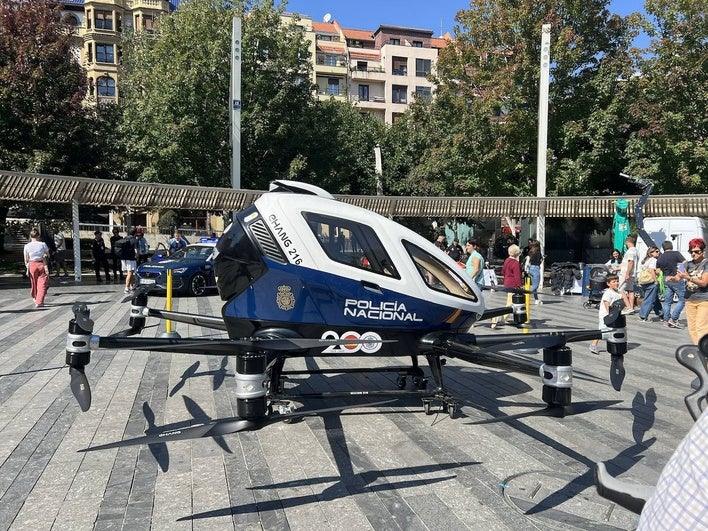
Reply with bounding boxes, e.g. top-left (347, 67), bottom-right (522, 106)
top-left (589, 273), bottom-right (622, 354)
top-left (637, 247), bottom-right (663, 322)
top-left (491, 244), bottom-right (523, 328)
top-left (465, 239), bottom-right (485, 287)
top-left (122, 229), bottom-right (140, 293)
top-left (23, 228), bottom-right (50, 308)
top-left (136, 227), bottom-right (150, 264)
top-left (676, 238), bottom-right (708, 345)
top-left (109, 228), bottom-right (124, 281)
top-left (167, 230), bottom-right (189, 256)
top-left (91, 231), bottom-right (112, 283)
top-left (528, 239), bottom-right (544, 305)
top-left (53, 227), bottom-right (69, 277)
top-left (619, 235), bottom-right (639, 314)
top-left (605, 249), bottom-right (622, 273)
top-left (656, 240), bottom-right (687, 329)
top-left (433, 234), bottom-right (447, 252)
top-left (446, 238), bottom-right (463, 263)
